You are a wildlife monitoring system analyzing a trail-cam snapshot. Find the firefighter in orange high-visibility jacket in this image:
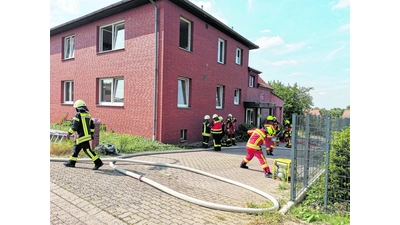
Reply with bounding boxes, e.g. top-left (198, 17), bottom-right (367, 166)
top-left (225, 114), bottom-right (237, 146)
top-left (240, 127), bottom-right (274, 178)
top-left (263, 115), bottom-right (277, 156)
top-left (209, 114), bottom-right (223, 151)
top-left (64, 100), bottom-right (104, 170)
top-left (202, 115), bottom-right (211, 148)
